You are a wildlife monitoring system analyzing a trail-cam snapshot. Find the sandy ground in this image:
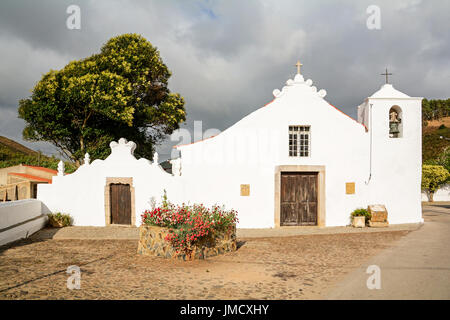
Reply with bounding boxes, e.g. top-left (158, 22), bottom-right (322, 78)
top-left (0, 230), bottom-right (410, 300)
